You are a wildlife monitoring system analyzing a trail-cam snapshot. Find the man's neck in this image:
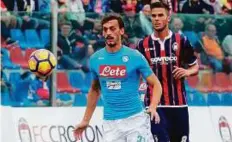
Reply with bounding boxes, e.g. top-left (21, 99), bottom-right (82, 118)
top-left (106, 43), bottom-right (122, 53)
top-left (154, 28), bottom-right (170, 41)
